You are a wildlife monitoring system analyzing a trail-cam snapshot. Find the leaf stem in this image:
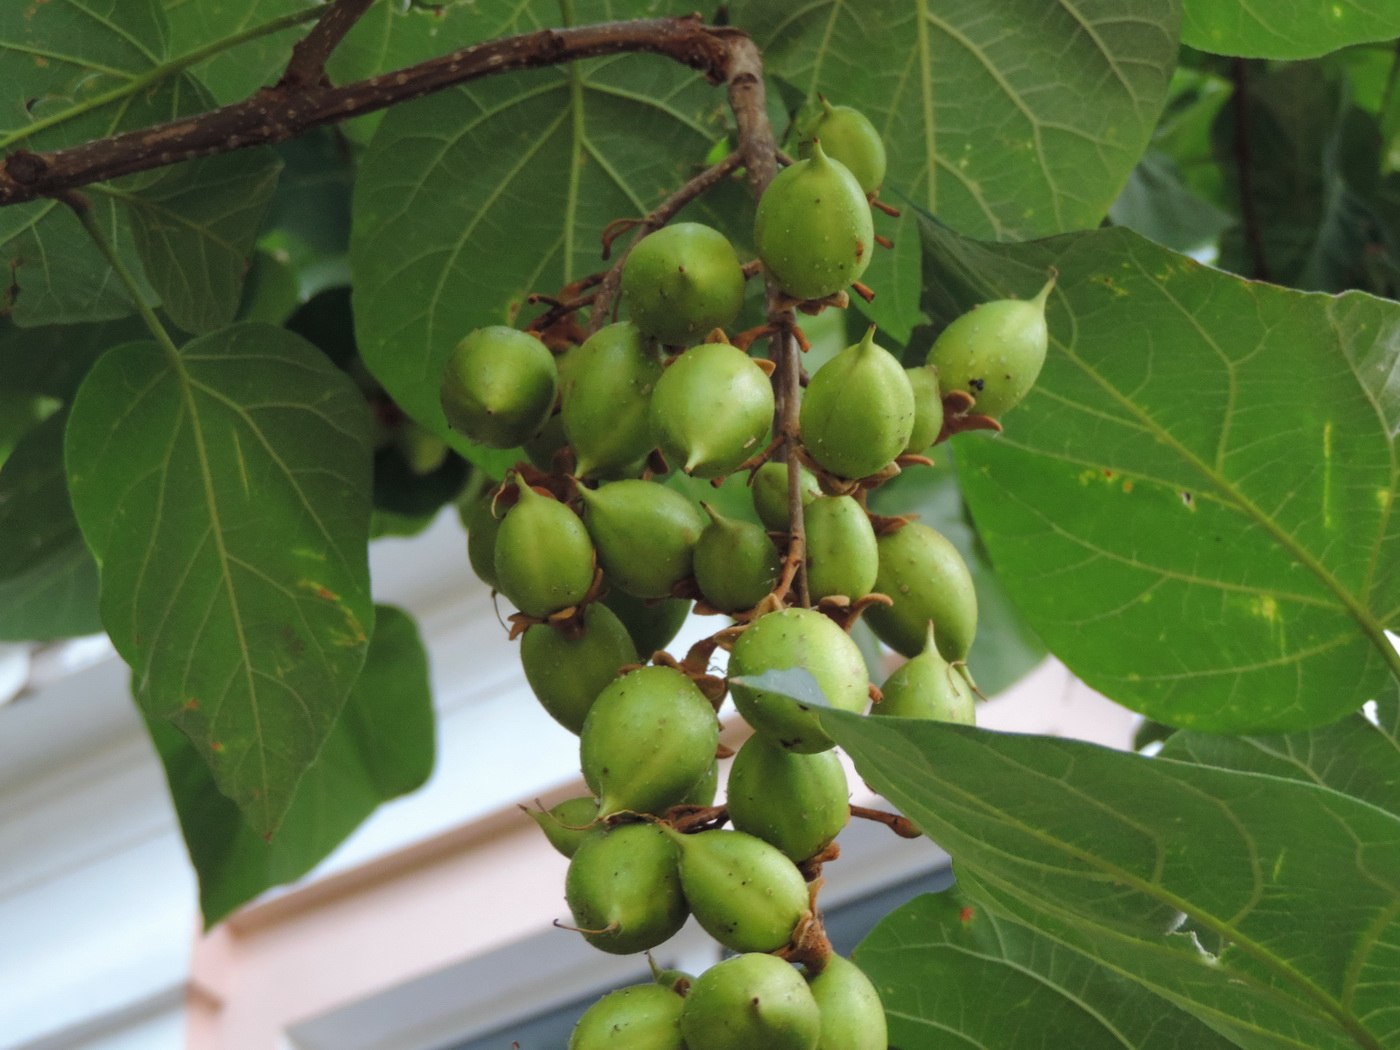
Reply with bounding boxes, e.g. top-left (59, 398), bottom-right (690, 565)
top-left (60, 191), bottom-right (180, 364)
top-left (0, 6), bottom-right (327, 152)
top-left (278, 0), bottom-right (376, 90)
